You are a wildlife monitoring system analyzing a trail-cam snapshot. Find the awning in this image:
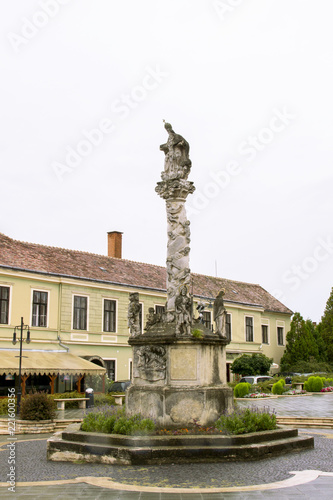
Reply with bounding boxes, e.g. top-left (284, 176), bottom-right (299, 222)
top-left (0, 350), bottom-right (106, 376)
